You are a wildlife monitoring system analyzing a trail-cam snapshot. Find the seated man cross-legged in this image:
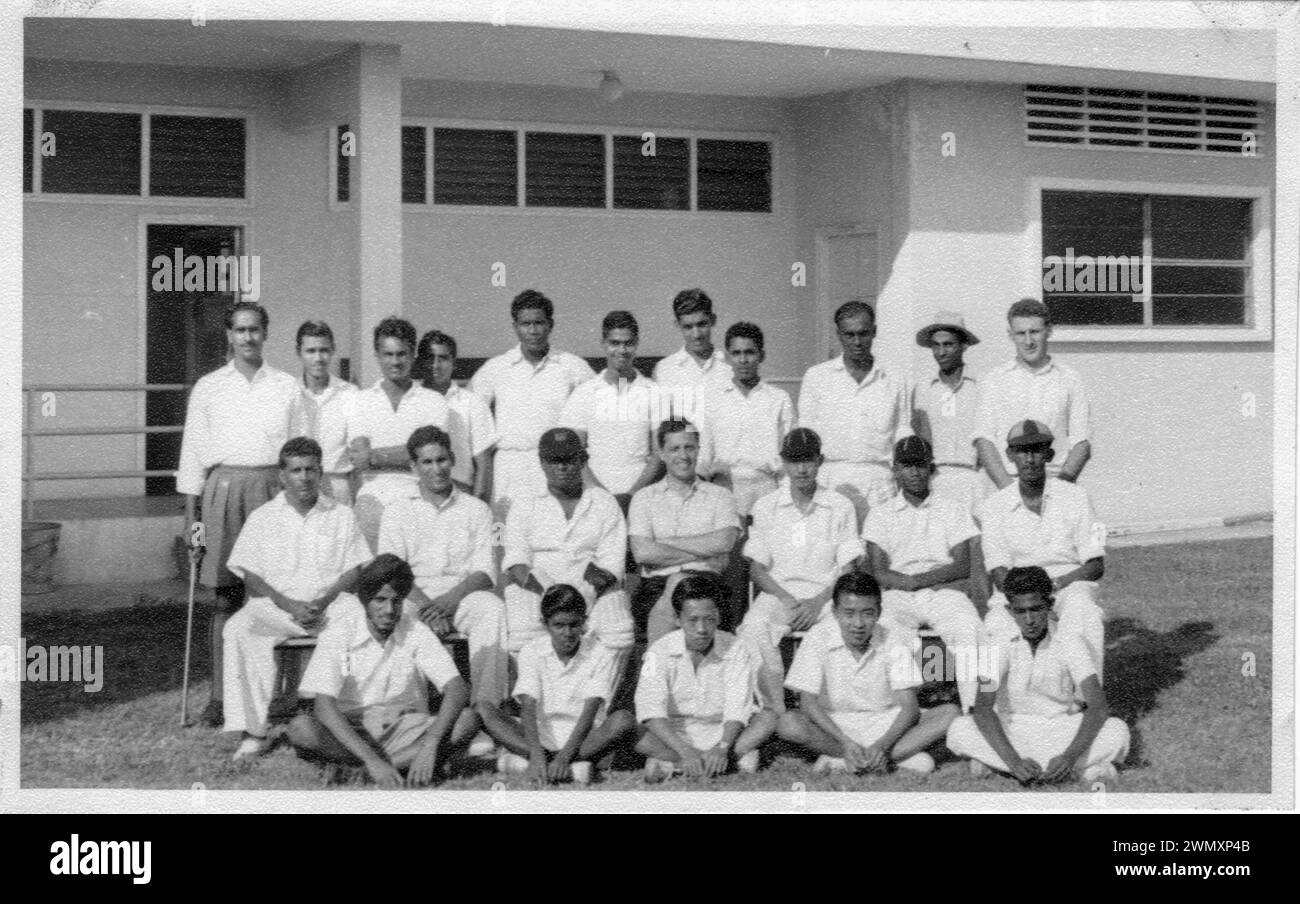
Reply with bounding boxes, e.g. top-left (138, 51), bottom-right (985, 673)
top-left (777, 572), bottom-right (958, 775)
top-left (286, 554), bottom-right (481, 787)
top-left (480, 584), bottom-right (636, 785)
top-left (946, 566), bottom-right (1129, 789)
top-left (635, 574), bottom-right (776, 781)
